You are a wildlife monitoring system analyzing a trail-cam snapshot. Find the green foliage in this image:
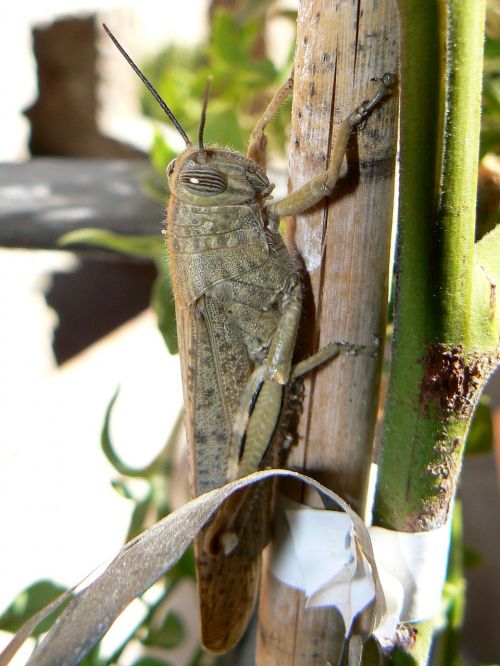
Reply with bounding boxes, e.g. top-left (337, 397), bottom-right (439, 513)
top-left (141, 8), bottom-right (293, 192)
top-left (59, 228), bottom-right (178, 353)
top-left (97, 393), bottom-right (196, 662)
top-left (151, 262), bottom-right (178, 354)
top-left (0, 581), bottom-right (68, 638)
top-left (481, 35), bottom-right (500, 157)
top-left (59, 228), bottom-right (164, 261)
top-left (465, 395), bottom-right (494, 455)
top-left (143, 611), bottom-right (185, 648)
top-left (100, 389), bottom-right (196, 579)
